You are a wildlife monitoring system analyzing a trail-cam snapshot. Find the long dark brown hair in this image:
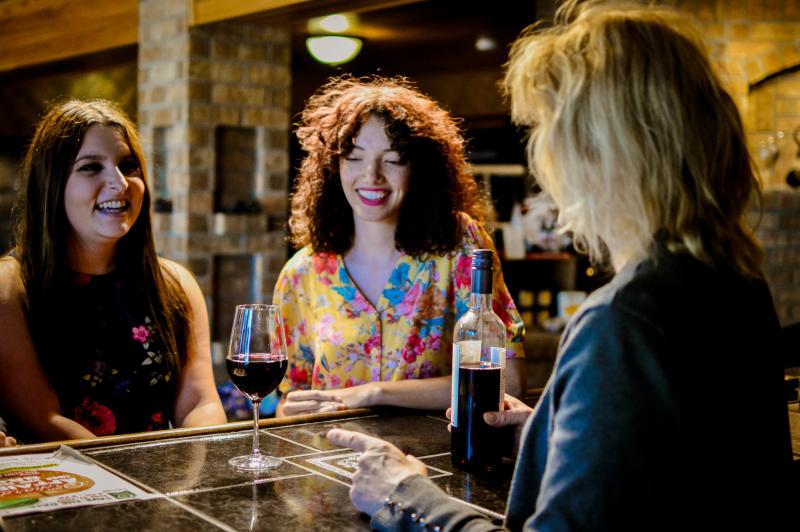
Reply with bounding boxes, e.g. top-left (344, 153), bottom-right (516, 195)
top-left (290, 75), bottom-right (491, 257)
top-left (12, 99), bottom-right (191, 381)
